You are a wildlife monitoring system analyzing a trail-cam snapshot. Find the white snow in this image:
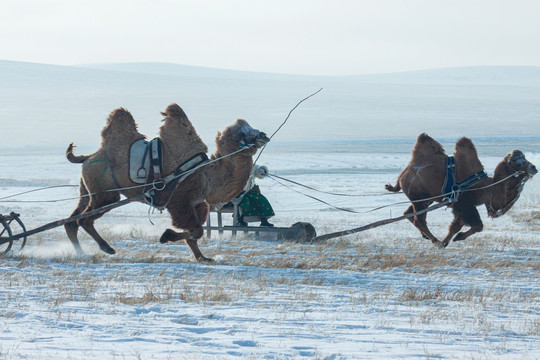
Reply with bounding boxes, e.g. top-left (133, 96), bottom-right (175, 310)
top-left (0, 62), bottom-right (538, 359)
top-left (0, 147), bottom-right (538, 359)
